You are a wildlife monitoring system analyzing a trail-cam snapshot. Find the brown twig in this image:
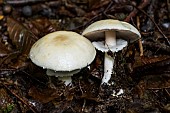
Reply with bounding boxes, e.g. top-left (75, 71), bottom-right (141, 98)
top-left (5, 0), bottom-right (46, 5)
top-left (71, 0), bottom-right (113, 31)
top-left (137, 16), bottom-right (144, 56)
top-left (165, 89), bottom-right (170, 96)
top-left (147, 87), bottom-right (170, 90)
top-left (78, 80), bottom-right (86, 112)
top-left (124, 0), bottom-right (150, 22)
top-left (143, 41), bottom-right (170, 54)
top-left (132, 58), bottom-right (170, 81)
top-left (132, 4), bottom-right (170, 46)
